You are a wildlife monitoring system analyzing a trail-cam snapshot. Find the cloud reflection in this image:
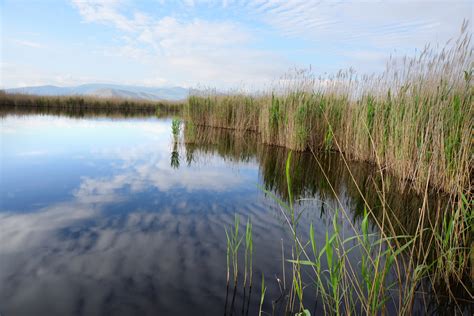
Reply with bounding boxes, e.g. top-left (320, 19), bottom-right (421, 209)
top-left (0, 179), bottom-right (286, 315)
top-left (0, 116), bottom-right (282, 315)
